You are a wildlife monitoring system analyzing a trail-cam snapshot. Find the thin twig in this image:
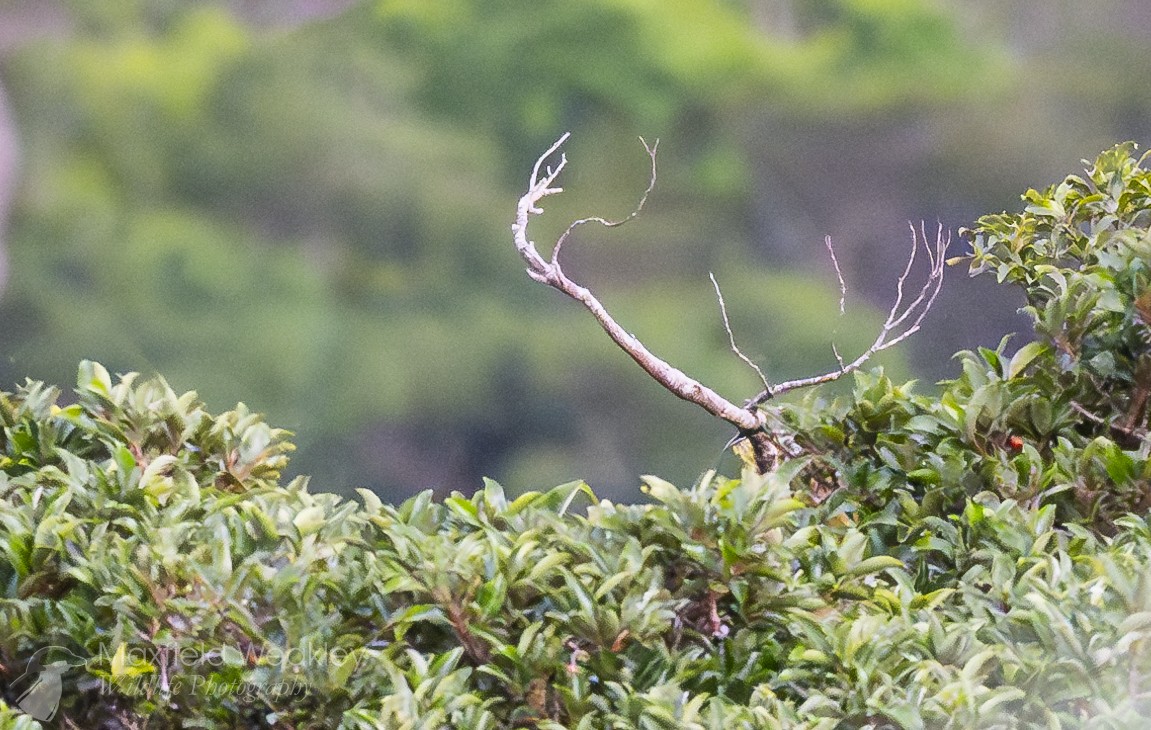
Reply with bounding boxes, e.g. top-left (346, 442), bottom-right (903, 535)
top-left (824, 235), bottom-right (848, 369)
top-left (825, 235), bottom-right (846, 316)
top-left (831, 342), bottom-right (846, 371)
top-left (551, 138), bottom-right (658, 269)
top-left (530, 132), bottom-right (571, 192)
top-left (710, 272), bottom-right (771, 393)
top-left (1071, 400), bottom-right (1149, 441)
top-left (1069, 401), bottom-right (1107, 425)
